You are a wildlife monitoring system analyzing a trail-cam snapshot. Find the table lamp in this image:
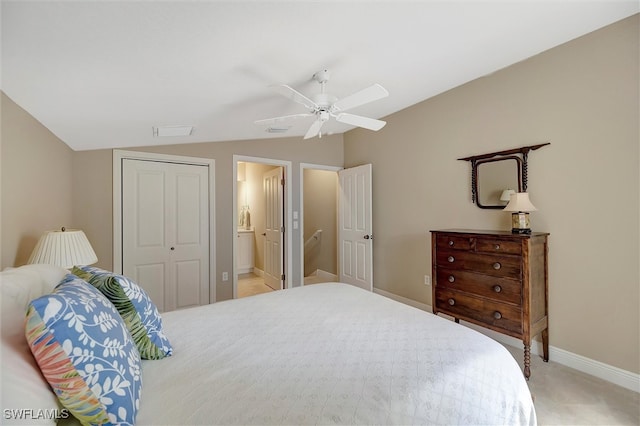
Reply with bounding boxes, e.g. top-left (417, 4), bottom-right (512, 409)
top-left (28, 227), bottom-right (98, 269)
top-left (503, 193), bottom-right (537, 234)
